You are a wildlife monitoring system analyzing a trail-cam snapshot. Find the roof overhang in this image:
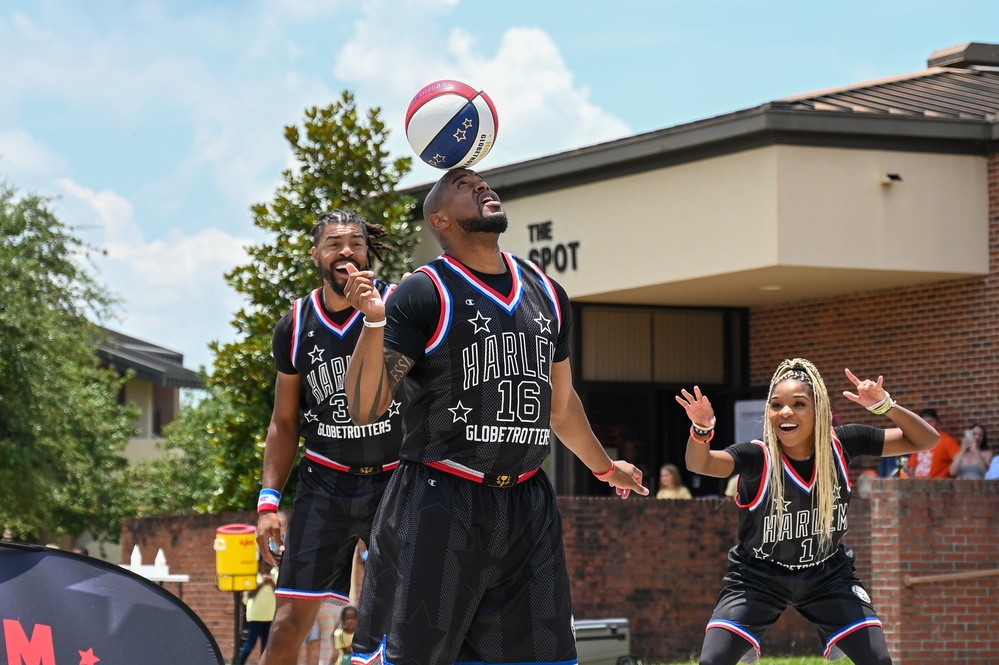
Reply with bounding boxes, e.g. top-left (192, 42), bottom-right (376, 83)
top-left (98, 329), bottom-right (203, 390)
